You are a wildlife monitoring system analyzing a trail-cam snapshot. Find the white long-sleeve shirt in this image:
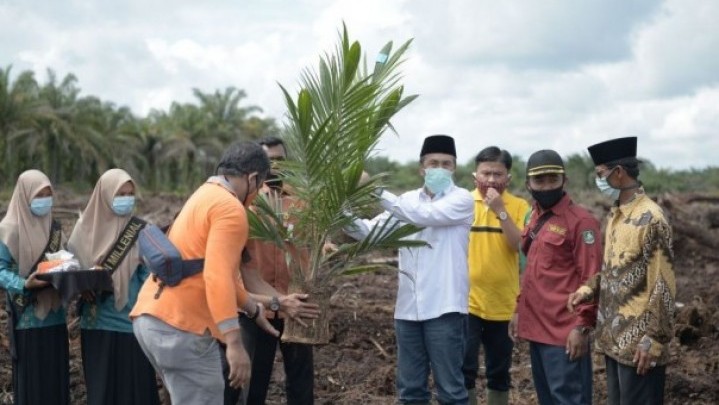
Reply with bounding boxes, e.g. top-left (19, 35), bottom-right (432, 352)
top-left (349, 184), bottom-right (474, 321)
